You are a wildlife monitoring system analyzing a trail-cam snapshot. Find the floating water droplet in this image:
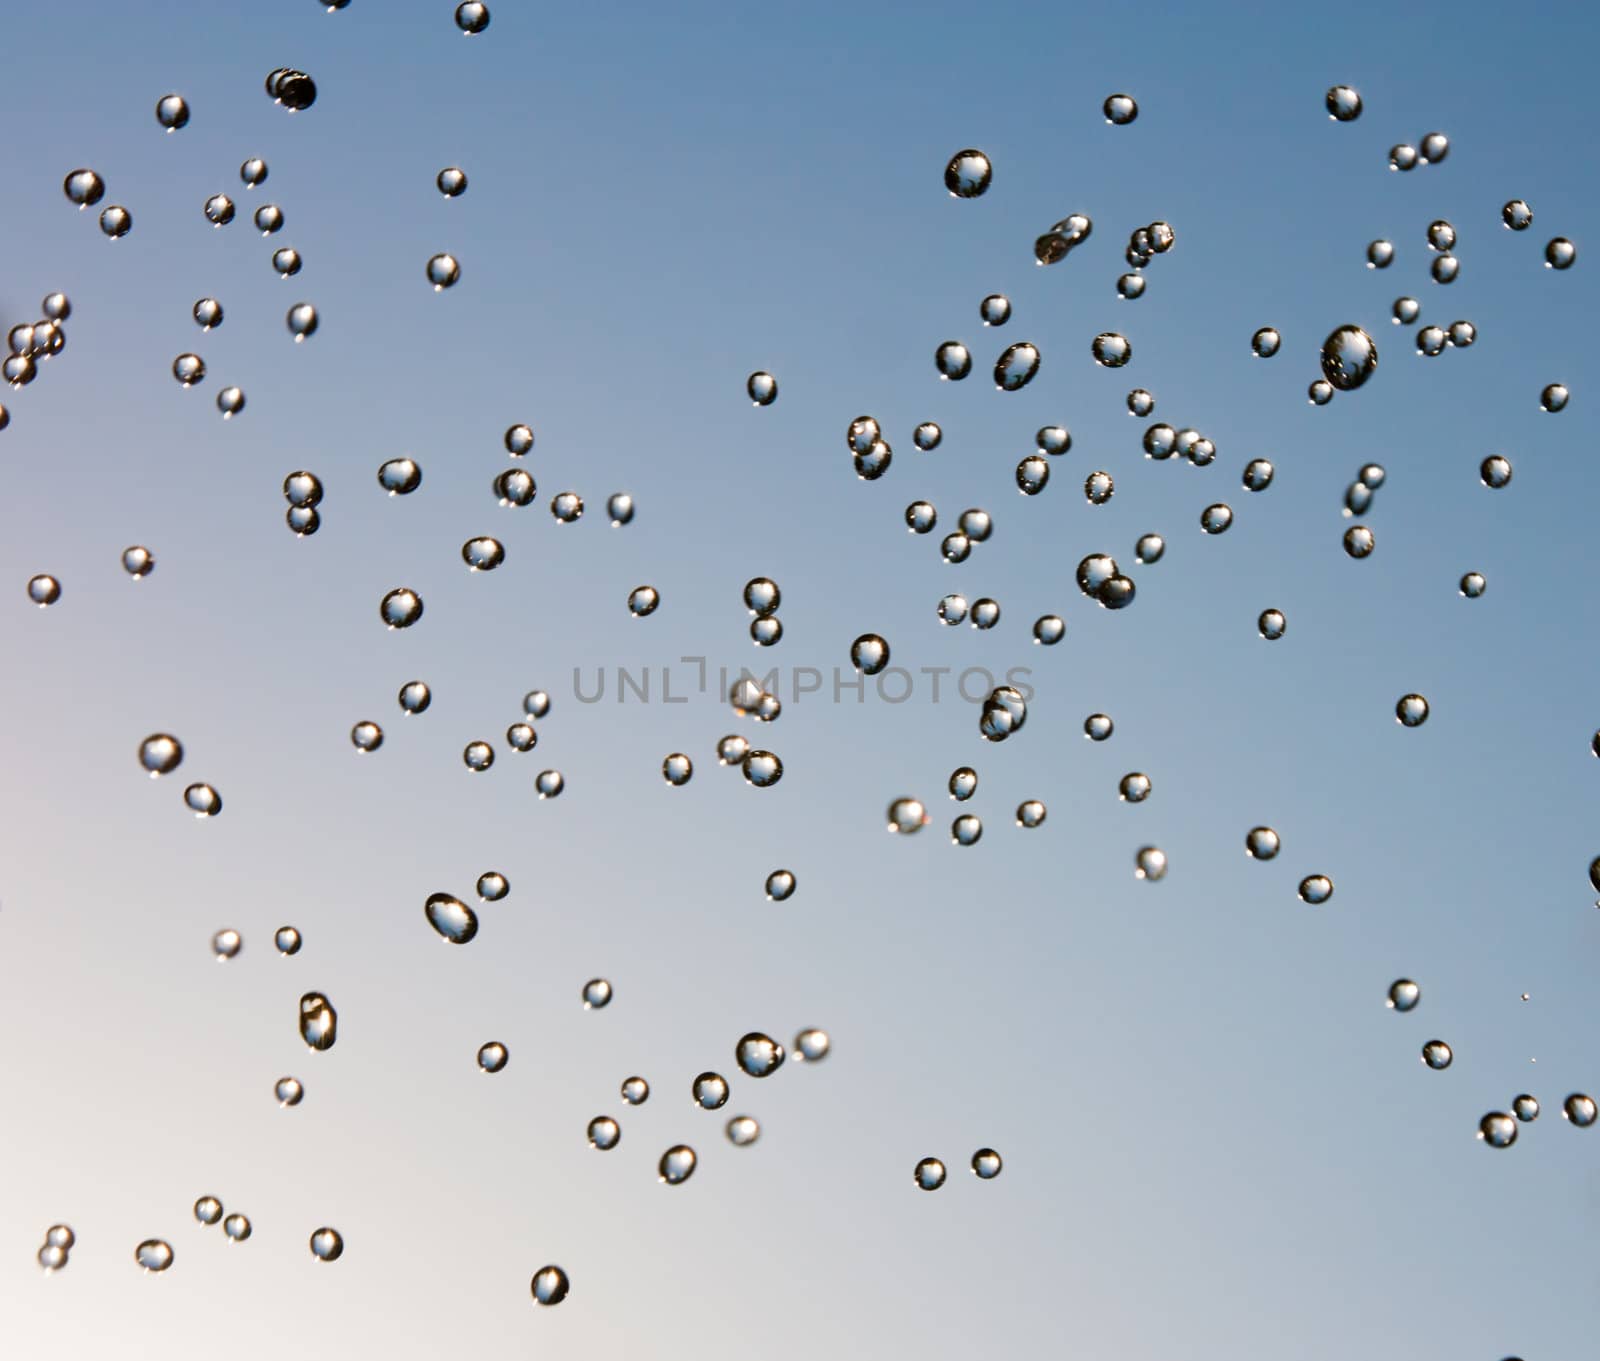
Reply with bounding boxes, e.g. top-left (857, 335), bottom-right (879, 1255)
top-left (736, 1032), bottom-right (785, 1078)
top-left (286, 302), bottom-right (318, 341)
top-left (994, 341), bottom-right (1040, 391)
top-left (551, 491), bottom-right (584, 522)
top-left (1091, 332), bottom-right (1131, 368)
top-left (888, 798), bottom-right (929, 833)
top-left (99, 206), bottom-right (131, 238)
top-left (217, 386), bottom-right (245, 418)
top-left (64, 168), bottom-right (105, 207)
top-left (477, 1041), bottom-right (508, 1073)
top-left (1563, 1094), bottom-right (1597, 1127)
top-left (1460, 572), bottom-right (1486, 598)
top-left (1480, 455), bottom-right (1513, 489)
top-left (1016, 800), bottom-right (1047, 828)
top-left (1502, 199), bottom-right (1533, 230)
top-left (741, 750), bottom-right (783, 787)
top-left (951, 814), bottom-right (983, 846)
top-left (1393, 297), bottom-right (1420, 325)
top-left (944, 149), bottom-right (991, 198)
top-left (531, 1266), bottom-right (569, 1305)
top-left (425, 892), bottom-right (478, 943)
top-left (436, 166), bottom-right (467, 197)
top-left (716, 735), bottom-right (750, 768)
top-left (1396, 693), bottom-right (1430, 727)
top-left (1134, 533), bottom-right (1166, 566)
top-left (582, 978), bottom-right (613, 1010)
top-left (211, 929), bottom-right (241, 960)
top-left (1367, 240), bottom-right (1393, 269)
top-left (426, 253), bottom-right (461, 290)
top-left (26, 574), bottom-right (60, 606)
top-left (380, 588), bottom-right (423, 628)
top-left (1116, 272), bottom-right (1146, 300)
top-left (299, 992), bottom-right (337, 1050)
top-left (265, 68), bottom-right (318, 110)
top-left (493, 467), bottom-right (536, 506)
top-left (155, 94), bottom-right (190, 131)
top-left (1431, 254), bottom-right (1459, 284)
top-left (1416, 326), bottom-right (1447, 356)
top-left (1344, 526), bottom-right (1375, 559)
top-left (283, 471), bottom-right (323, 507)
top-left (1258, 609), bottom-right (1286, 641)
top-left (1419, 131), bottom-right (1450, 164)
top-left (947, 767), bottom-right (978, 802)
top-left (914, 1157), bottom-right (947, 1191)
top-left (136, 1240), bottom-right (174, 1272)
top-left (979, 686), bottom-right (1028, 742)
top-left (850, 633), bottom-right (890, 675)
top-left (139, 734), bottom-right (183, 777)
top-left (1035, 214), bottom-right (1092, 265)
top-left (1389, 144), bottom-right (1418, 172)
top-left (463, 741), bottom-right (495, 772)
top-left (764, 869), bottom-right (795, 901)
top-left (378, 457), bottom-right (422, 495)
top-left (172, 353), bottom-right (205, 387)
top-left (1320, 325), bottom-right (1378, 391)
top-left (1126, 389), bottom-right (1154, 417)
top-left (222, 1214), bottom-right (252, 1243)
top-left (937, 592), bottom-right (969, 624)
top-left (1387, 979), bottom-right (1419, 1012)
top-left (627, 584), bottom-right (660, 616)
top-left (979, 294), bottom-right (1011, 326)
top-left (1200, 503), bottom-right (1234, 535)
top-left (935, 341), bottom-right (972, 380)
top-left (1298, 875), bottom-right (1334, 905)
top-left (1426, 219), bottom-right (1456, 252)
top-left (1084, 470), bottom-right (1114, 505)
top-left (1246, 826), bottom-right (1280, 861)
top-left (1085, 713), bottom-right (1114, 741)
top-left (659, 1145), bottom-right (698, 1185)
top-left (1540, 383), bottom-right (1569, 412)
top-left (746, 371), bottom-right (777, 406)
top-left (606, 492), bottom-right (634, 526)
top-left (455, 2), bottom-right (491, 33)
top-left (1325, 85), bottom-right (1362, 121)
top-left (184, 783), bottom-right (221, 817)
top-left (1103, 92), bottom-right (1138, 124)
top-left (1135, 846), bottom-right (1167, 881)
top-left (588, 1116), bottom-right (620, 1149)
top-left (1478, 1113), bottom-right (1517, 1148)
top-left (271, 247), bottom-right (302, 278)
top-left (1119, 772), bottom-right (1151, 803)
top-left (913, 421), bottom-right (943, 451)
top-left (1513, 1094), bottom-right (1539, 1122)
top-left (1422, 1040), bottom-right (1453, 1070)
top-left (241, 157), bottom-right (268, 187)
top-left (621, 1076), bottom-right (650, 1105)
top-left (1251, 327), bottom-right (1281, 358)
top-left (309, 1228), bottom-right (343, 1261)
top-left (726, 1115), bottom-right (760, 1145)
top-left (1033, 614), bottom-right (1064, 645)
top-left (692, 1072), bottom-right (729, 1110)
top-left (395, 681), bottom-right (432, 715)
top-left (1016, 456), bottom-right (1049, 494)
top-left (203, 193), bottom-right (235, 227)
top-left (349, 721), bottom-right (383, 753)
top-left (275, 1076), bottom-right (304, 1106)
top-left (194, 1198), bottom-right (222, 1225)
top-left (1243, 459), bottom-right (1274, 492)
top-left (275, 925), bottom-right (302, 955)
top-left (970, 1148), bottom-right (1003, 1179)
